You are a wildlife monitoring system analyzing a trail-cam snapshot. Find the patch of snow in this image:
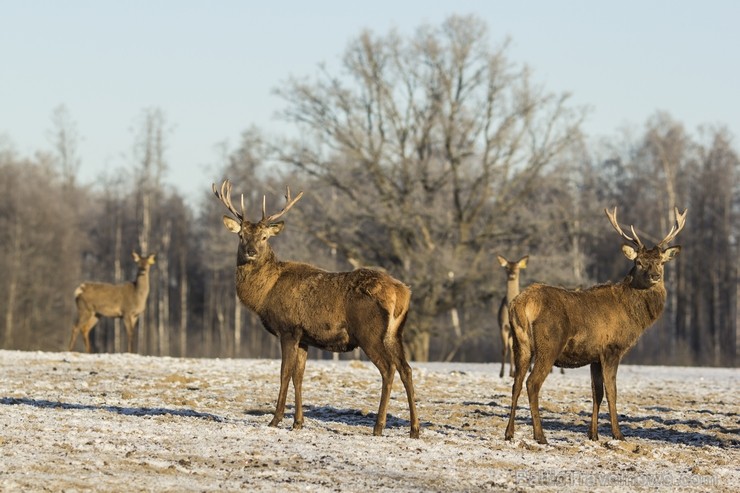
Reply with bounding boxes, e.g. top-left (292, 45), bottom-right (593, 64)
top-left (0, 350), bottom-right (737, 492)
